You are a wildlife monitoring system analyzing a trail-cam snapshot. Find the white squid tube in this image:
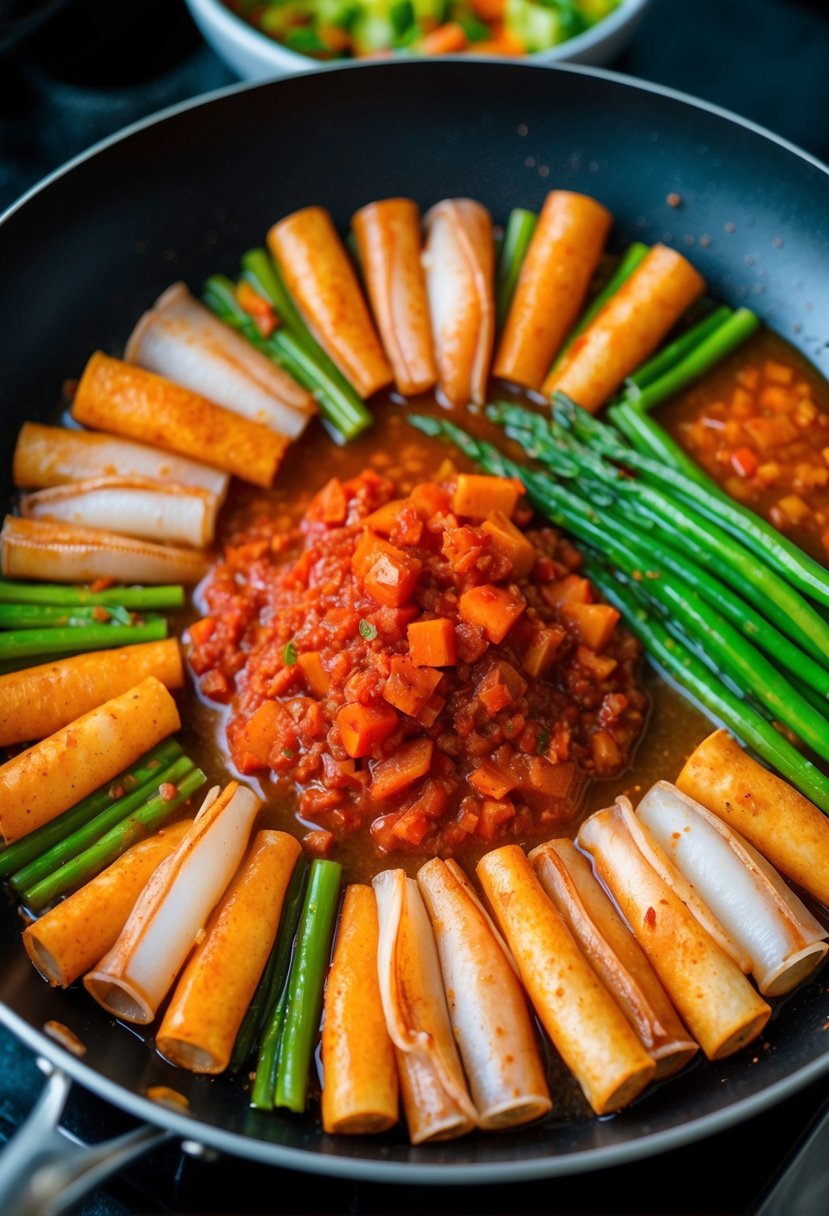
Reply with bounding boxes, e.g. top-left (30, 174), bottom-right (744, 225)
top-left (635, 781), bottom-right (828, 996)
top-left (577, 801), bottom-right (771, 1061)
top-left (84, 781), bottom-right (261, 1024)
top-left (373, 868), bottom-right (477, 1144)
top-left (125, 281), bottom-right (314, 438)
top-left (20, 476), bottom-right (219, 549)
top-left (416, 857), bottom-right (552, 1130)
top-left (529, 838), bottom-right (699, 1079)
